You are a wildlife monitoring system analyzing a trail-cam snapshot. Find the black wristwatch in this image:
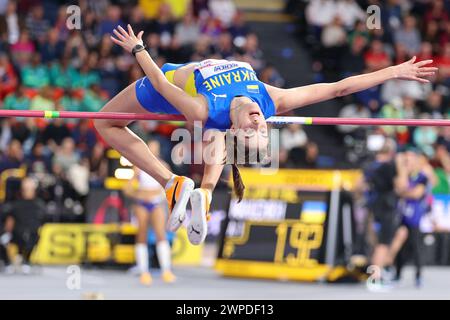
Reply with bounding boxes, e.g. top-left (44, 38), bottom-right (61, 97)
top-left (132, 44), bottom-right (146, 56)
